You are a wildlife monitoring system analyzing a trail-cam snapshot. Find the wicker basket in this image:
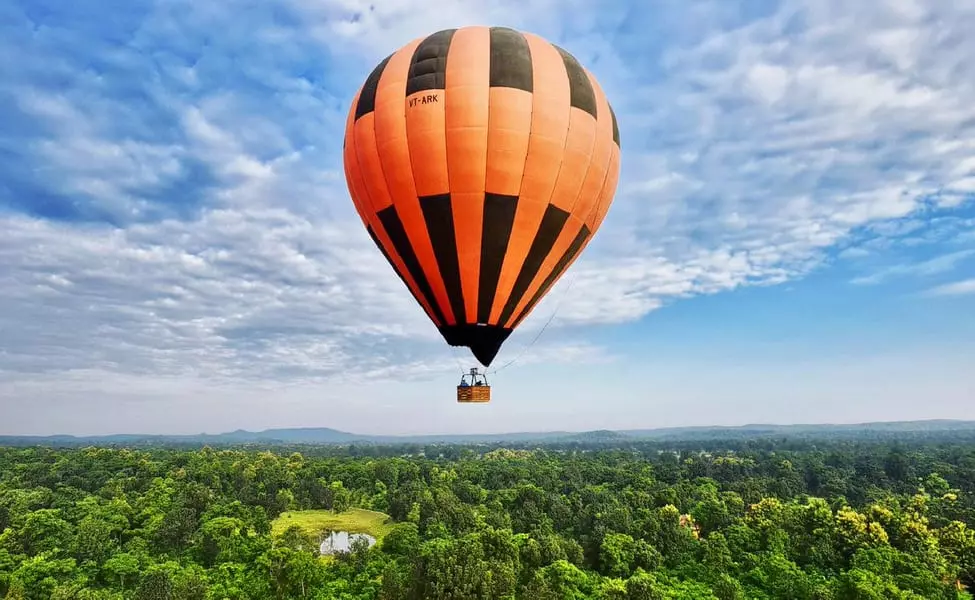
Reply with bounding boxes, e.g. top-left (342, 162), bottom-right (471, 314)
top-left (457, 385), bottom-right (491, 403)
